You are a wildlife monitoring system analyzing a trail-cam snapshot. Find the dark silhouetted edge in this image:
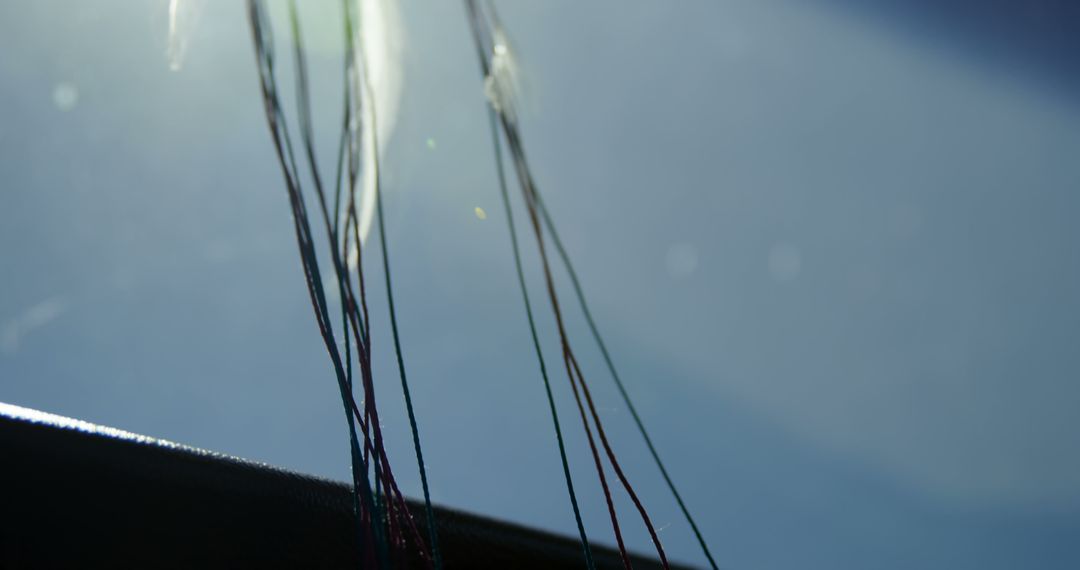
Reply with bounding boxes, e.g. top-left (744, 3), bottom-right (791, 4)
top-left (0, 402), bottom-right (688, 569)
